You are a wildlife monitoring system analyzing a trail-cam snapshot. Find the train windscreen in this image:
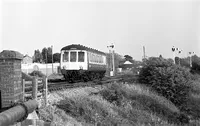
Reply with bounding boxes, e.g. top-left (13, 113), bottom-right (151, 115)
top-left (78, 52), bottom-right (84, 62)
top-left (70, 52), bottom-right (77, 62)
top-left (63, 52), bottom-right (69, 62)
